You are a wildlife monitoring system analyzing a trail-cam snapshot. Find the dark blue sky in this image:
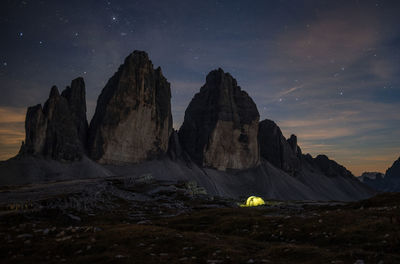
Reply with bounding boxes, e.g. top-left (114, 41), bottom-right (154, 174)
top-left (0, 0), bottom-right (399, 174)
